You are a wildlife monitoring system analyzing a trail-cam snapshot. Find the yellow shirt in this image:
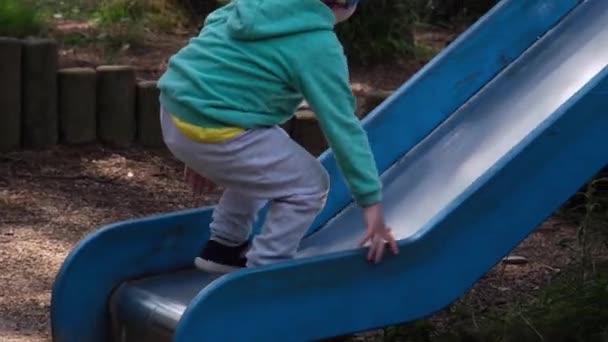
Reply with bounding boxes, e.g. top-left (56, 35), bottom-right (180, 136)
top-left (170, 114), bottom-right (244, 143)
